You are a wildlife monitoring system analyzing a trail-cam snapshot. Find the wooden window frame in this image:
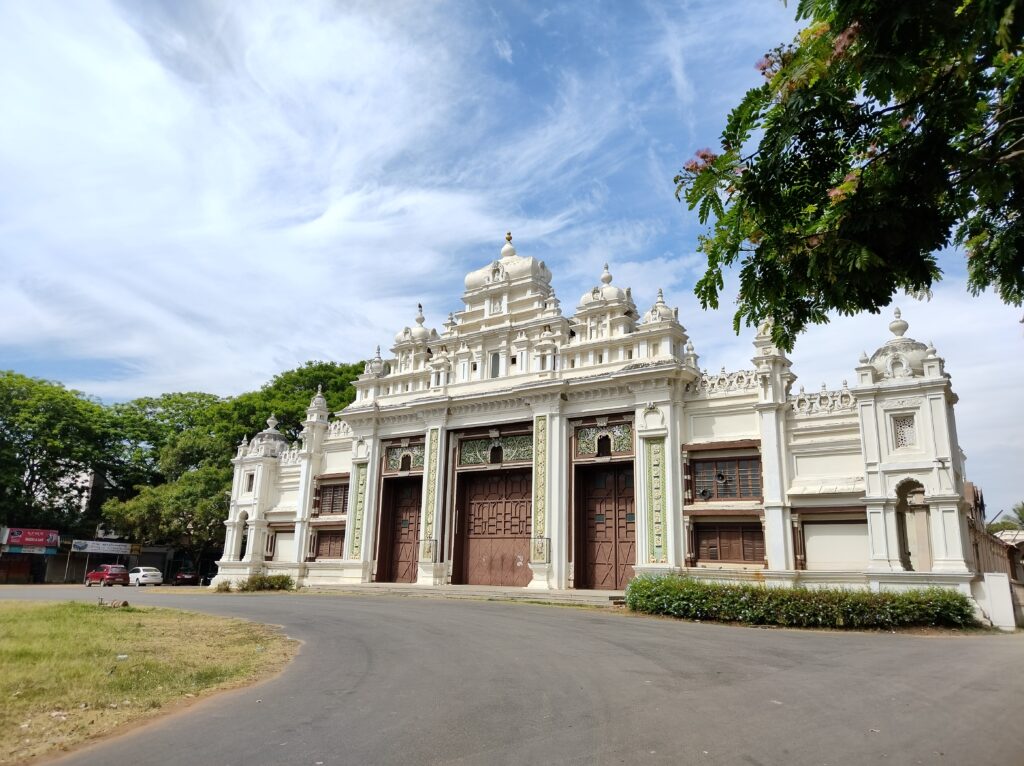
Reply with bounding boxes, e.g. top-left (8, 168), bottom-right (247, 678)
top-left (314, 482), bottom-right (350, 517)
top-left (694, 522), bottom-right (765, 565)
top-left (691, 457), bottom-right (762, 502)
top-left (313, 529), bottom-right (346, 560)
